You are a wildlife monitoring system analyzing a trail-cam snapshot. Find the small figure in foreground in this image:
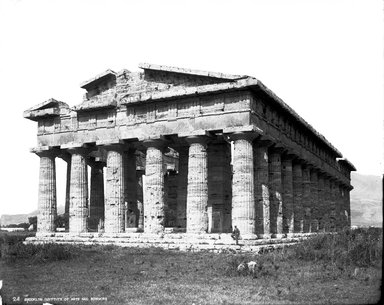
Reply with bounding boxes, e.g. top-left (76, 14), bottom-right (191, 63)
top-left (231, 226), bottom-right (241, 245)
